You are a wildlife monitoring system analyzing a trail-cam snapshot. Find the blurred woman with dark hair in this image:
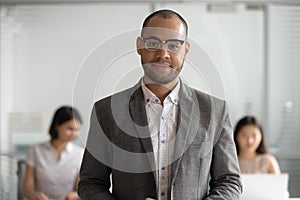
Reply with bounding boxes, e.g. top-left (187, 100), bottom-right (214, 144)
top-left (23, 106), bottom-right (83, 200)
top-left (234, 116), bottom-right (280, 174)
